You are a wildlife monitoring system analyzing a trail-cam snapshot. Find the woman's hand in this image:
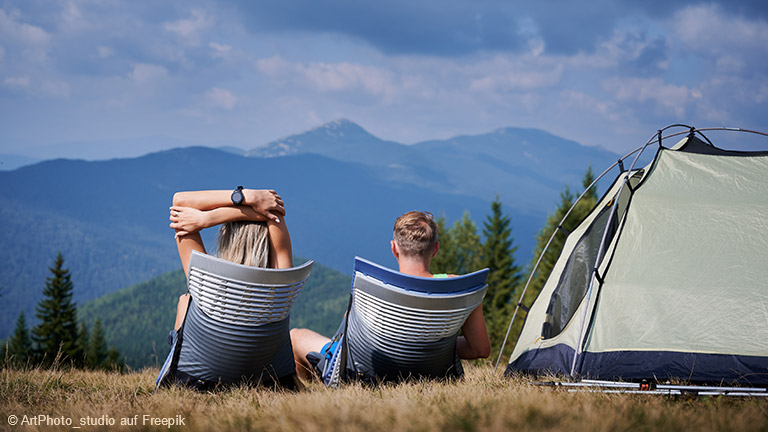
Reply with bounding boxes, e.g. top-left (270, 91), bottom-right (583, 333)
top-left (244, 189), bottom-right (285, 222)
top-left (169, 206), bottom-right (210, 237)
